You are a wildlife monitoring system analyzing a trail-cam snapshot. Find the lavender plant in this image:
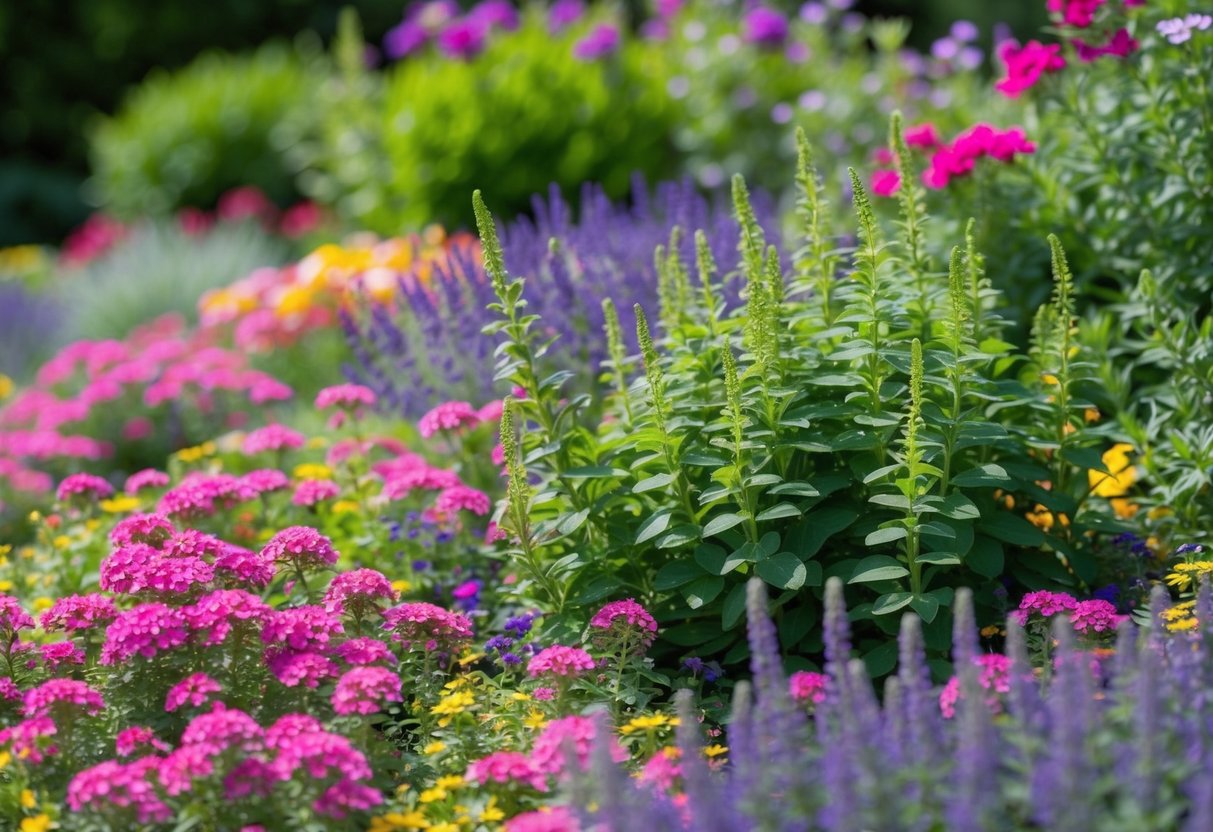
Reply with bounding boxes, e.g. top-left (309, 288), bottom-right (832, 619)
top-left (342, 178), bottom-right (774, 417)
top-left (571, 577), bottom-right (1213, 831)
